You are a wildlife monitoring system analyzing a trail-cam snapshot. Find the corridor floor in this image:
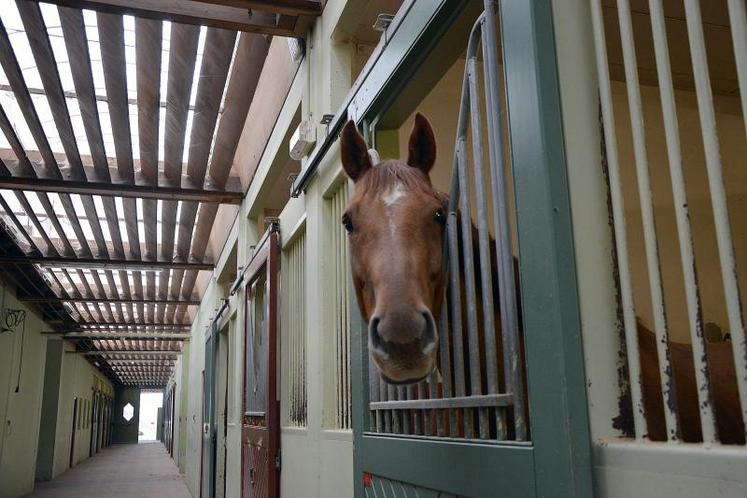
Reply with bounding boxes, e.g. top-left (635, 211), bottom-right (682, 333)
top-left (26, 442), bottom-right (191, 498)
